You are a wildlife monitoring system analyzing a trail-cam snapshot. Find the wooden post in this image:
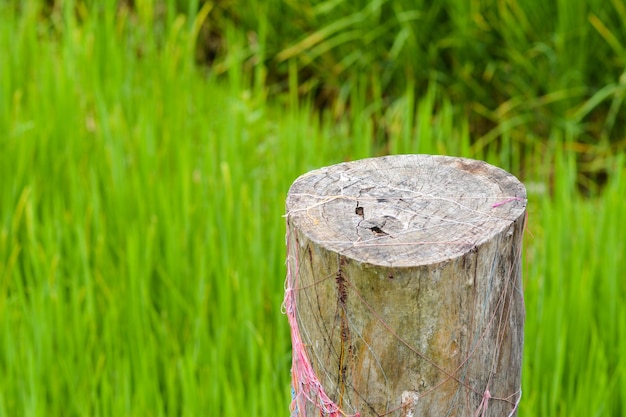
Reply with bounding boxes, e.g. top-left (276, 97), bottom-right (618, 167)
top-left (285, 155), bottom-right (526, 417)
